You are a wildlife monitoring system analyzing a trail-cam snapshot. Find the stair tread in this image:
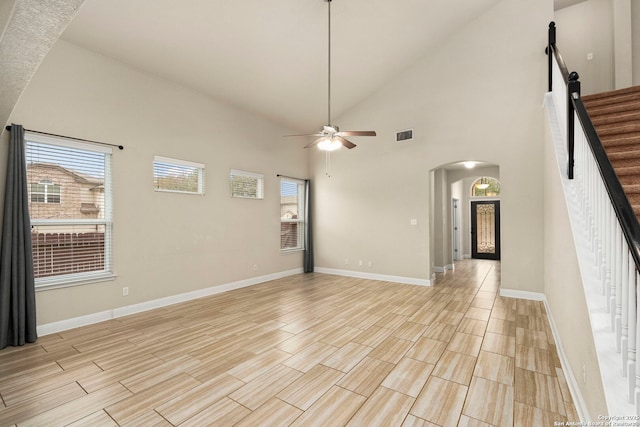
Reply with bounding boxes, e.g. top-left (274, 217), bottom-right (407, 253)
top-left (584, 93), bottom-right (640, 108)
top-left (601, 135), bottom-right (640, 144)
top-left (592, 111), bottom-right (640, 127)
top-left (596, 123), bottom-right (640, 136)
top-left (583, 86), bottom-right (640, 103)
top-left (623, 184), bottom-right (640, 193)
top-left (586, 101), bottom-right (640, 117)
top-left (615, 165), bottom-right (640, 175)
top-left (608, 150), bottom-right (640, 160)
